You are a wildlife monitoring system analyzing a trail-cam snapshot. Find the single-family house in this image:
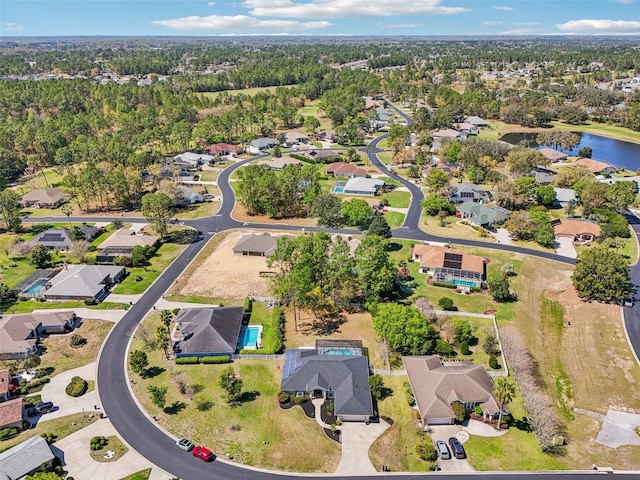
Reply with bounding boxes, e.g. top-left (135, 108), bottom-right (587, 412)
top-left (30, 228), bottom-right (74, 251)
top-left (204, 143), bottom-right (244, 157)
top-left (432, 129), bottom-right (466, 140)
top-left (465, 116), bottom-right (489, 127)
top-left (325, 162), bottom-right (367, 178)
top-left (448, 183), bottom-right (487, 203)
top-left (257, 157), bottom-right (303, 171)
top-left (0, 311), bottom-right (78, 360)
top-left (248, 138), bottom-right (278, 154)
top-left (176, 185), bottom-right (205, 205)
top-left (304, 149), bottom-right (341, 162)
top-left (363, 96), bottom-right (381, 110)
top-left (538, 148), bottom-right (568, 162)
top-left (532, 169), bottom-right (557, 185)
top-left (425, 157), bottom-right (458, 175)
top-left (96, 230), bottom-right (159, 263)
top-left (574, 158), bottom-right (619, 175)
top-left (596, 176), bottom-right (640, 192)
top-left (20, 188), bottom-right (68, 208)
top-left (456, 202), bottom-right (511, 227)
top-left (553, 188), bottom-right (578, 208)
top-left (78, 224), bottom-right (101, 241)
top-left (43, 265), bottom-right (125, 301)
top-left (315, 130), bottom-right (336, 143)
top-left (143, 162), bottom-right (196, 183)
top-left (173, 307), bottom-right (245, 358)
top-left (173, 152), bottom-right (214, 168)
top-left (411, 244), bottom-right (486, 288)
top-left (343, 177), bottom-right (384, 196)
top-left (280, 340), bottom-right (373, 422)
top-left (403, 355), bottom-right (503, 427)
top-left (282, 132), bottom-right (311, 146)
top-left (553, 218), bottom-right (601, 243)
top-left (370, 107), bottom-right (391, 130)
top-left (454, 122), bottom-right (478, 135)
top-left (232, 233), bottom-right (291, 257)
top-left (0, 369), bottom-right (23, 431)
top-left (0, 435), bottom-right (55, 480)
